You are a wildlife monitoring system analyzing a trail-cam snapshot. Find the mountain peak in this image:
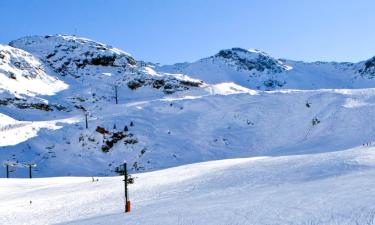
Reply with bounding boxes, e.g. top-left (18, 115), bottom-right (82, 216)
top-left (212, 47), bottom-right (289, 73)
top-left (9, 34), bottom-right (137, 77)
top-left (10, 34), bottom-right (132, 56)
